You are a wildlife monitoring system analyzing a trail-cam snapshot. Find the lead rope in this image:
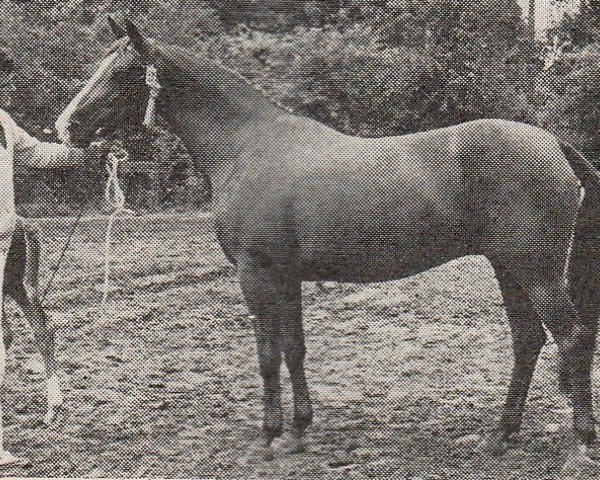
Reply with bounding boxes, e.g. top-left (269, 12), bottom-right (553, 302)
top-left (102, 150), bottom-right (133, 312)
top-left (102, 64), bottom-right (158, 311)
